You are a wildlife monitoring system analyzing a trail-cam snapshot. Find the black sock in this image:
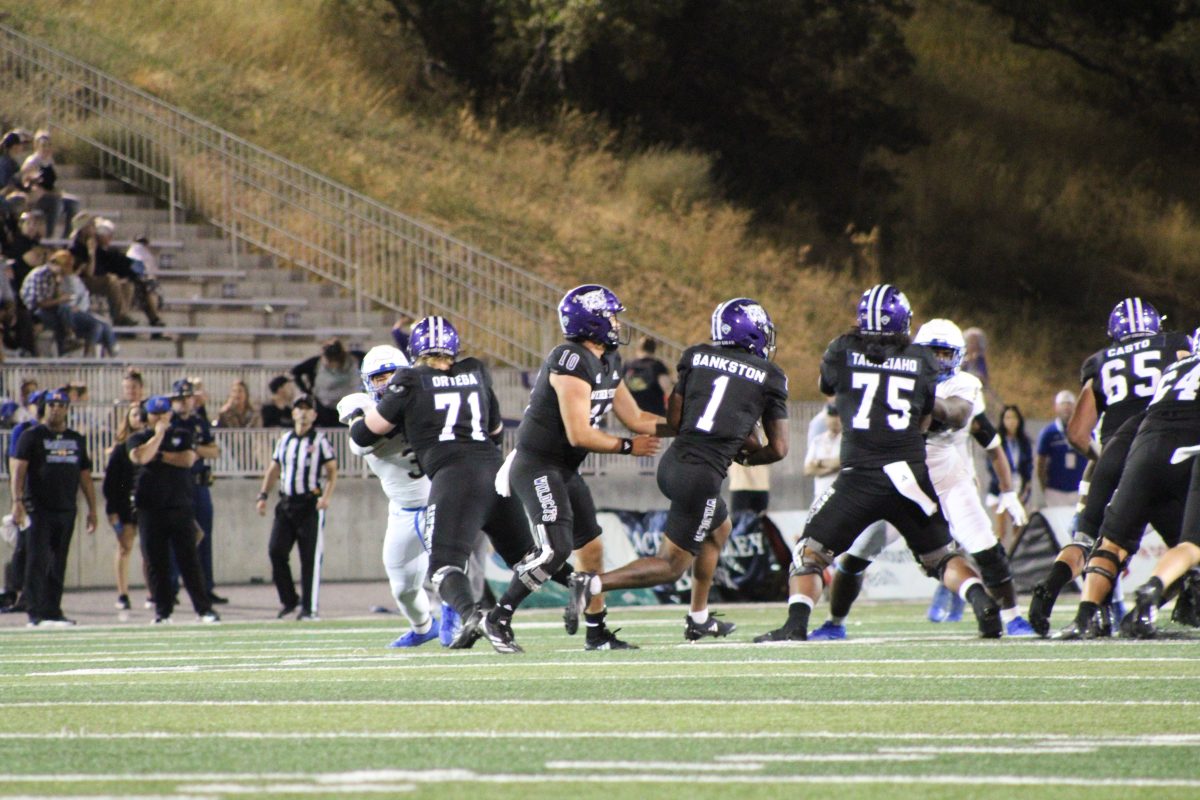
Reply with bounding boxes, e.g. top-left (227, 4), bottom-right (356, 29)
top-left (585, 609), bottom-right (607, 640)
top-left (549, 562), bottom-right (574, 587)
top-left (497, 578), bottom-right (533, 612)
top-left (439, 570), bottom-right (478, 618)
top-left (1043, 560), bottom-right (1075, 597)
top-left (1077, 600), bottom-right (1099, 625)
top-left (786, 602), bottom-right (811, 631)
top-left (828, 569), bottom-right (865, 620)
top-left (964, 582), bottom-right (992, 612)
top-left (490, 603), bottom-right (514, 623)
